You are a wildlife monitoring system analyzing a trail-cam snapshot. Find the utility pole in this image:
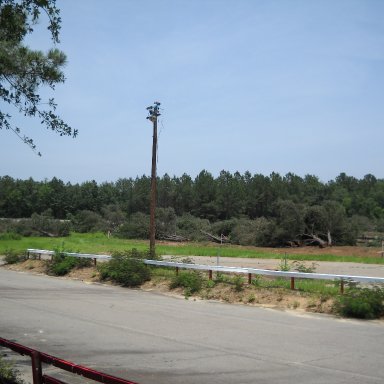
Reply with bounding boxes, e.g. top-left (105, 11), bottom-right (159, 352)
top-left (146, 102), bottom-right (161, 258)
